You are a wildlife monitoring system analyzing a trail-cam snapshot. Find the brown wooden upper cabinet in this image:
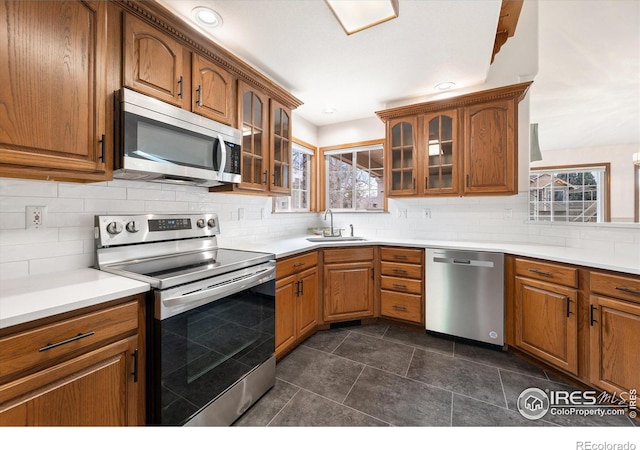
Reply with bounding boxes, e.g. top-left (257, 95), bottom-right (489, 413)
top-left (0, 0), bottom-right (109, 182)
top-left (377, 82), bottom-right (531, 197)
top-left (211, 81), bottom-right (292, 195)
top-left (463, 98), bottom-right (516, 194)
top-left (123, 13), bottom-right (235, 125)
